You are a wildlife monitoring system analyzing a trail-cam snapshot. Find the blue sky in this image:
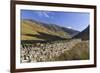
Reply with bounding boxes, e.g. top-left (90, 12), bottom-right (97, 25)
top-left (21, 10), bottom-right (90, 31)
